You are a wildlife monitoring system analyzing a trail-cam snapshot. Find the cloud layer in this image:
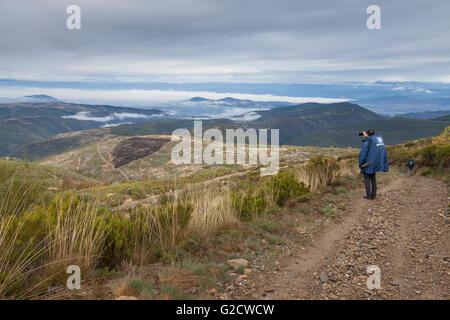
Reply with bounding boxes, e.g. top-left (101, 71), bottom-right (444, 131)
top-left (0, 86), bottom-right (349, 105)
top-left (0, 0), bottom-right (449, 83)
